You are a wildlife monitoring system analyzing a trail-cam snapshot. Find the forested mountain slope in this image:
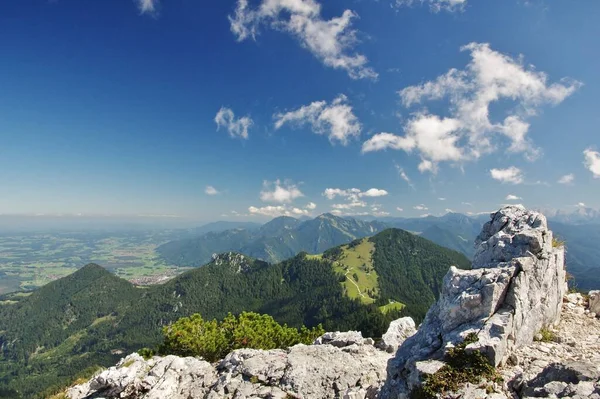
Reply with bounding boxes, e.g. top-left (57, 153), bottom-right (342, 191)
top-left (0, 228), bottom-right (469, 398)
